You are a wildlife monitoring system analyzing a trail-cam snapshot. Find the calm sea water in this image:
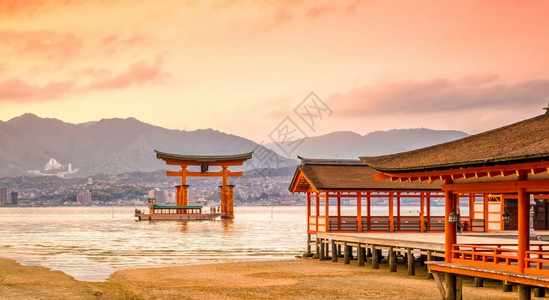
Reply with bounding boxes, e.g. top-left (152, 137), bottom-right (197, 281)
top-left (0, 205), bottom-right (449, 281)
top-left (0, 206), bottom-right (308, 281)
